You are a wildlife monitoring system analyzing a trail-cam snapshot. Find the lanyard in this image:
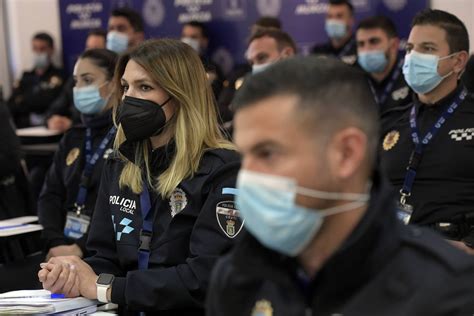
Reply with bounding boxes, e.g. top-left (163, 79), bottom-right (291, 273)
top-left (337, 38), bottom-right (354, 58)
top-left (138, 182), bottom-right (153, 270)
top-left (368, 57), bottom-right (405, 106)
top-left (74, 126), bottom-right (116, 215)
top-left (399, 88), bottom-right (468, 205)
